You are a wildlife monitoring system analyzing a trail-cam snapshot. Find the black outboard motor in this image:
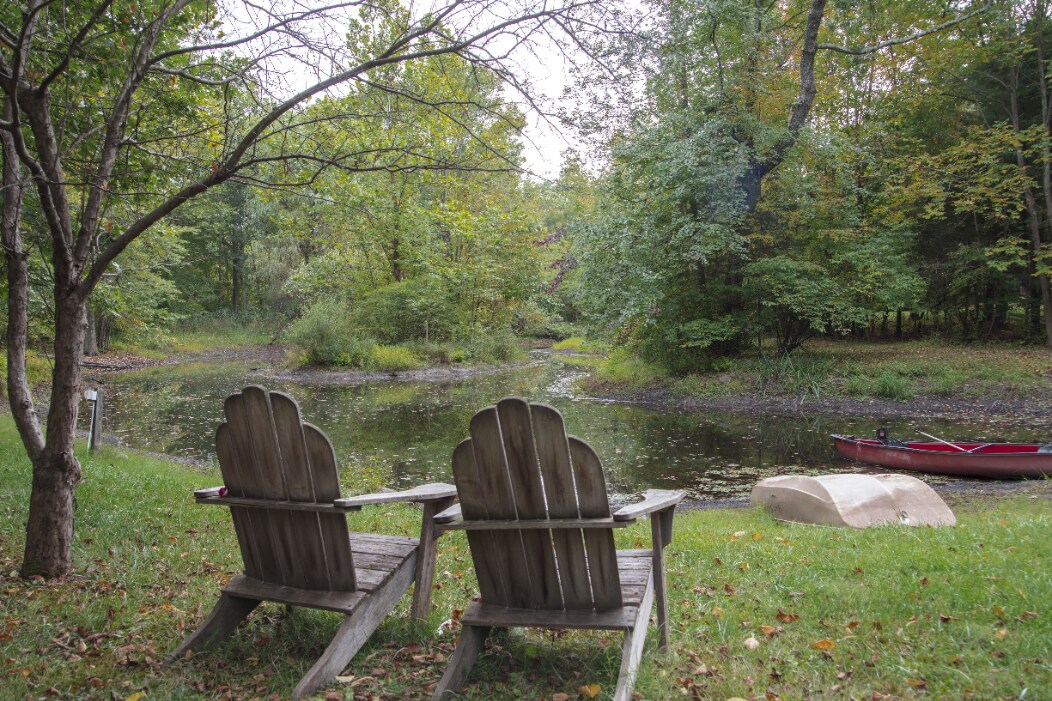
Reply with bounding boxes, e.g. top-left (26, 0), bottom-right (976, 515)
top-left (876, 427), bottom-right (907, 447)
